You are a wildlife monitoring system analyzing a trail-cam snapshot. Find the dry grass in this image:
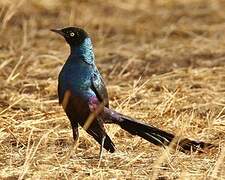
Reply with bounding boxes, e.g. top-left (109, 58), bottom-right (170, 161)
top-left (0, 0), bottom-right (225, 179)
